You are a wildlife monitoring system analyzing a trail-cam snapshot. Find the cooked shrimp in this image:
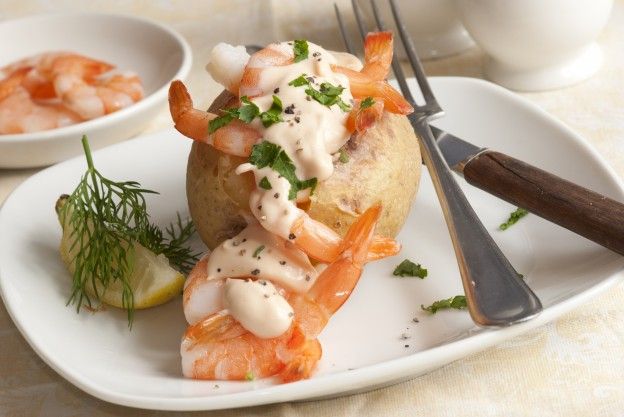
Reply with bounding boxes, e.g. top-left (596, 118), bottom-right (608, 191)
top-left (289, 209), bottom-right (400, 263)
top-left (0, 67), bottom-right (31, 102)
top-left (206, 43), bottom-right (251, 95)
top-left (332, 32), bottom-right (413, 115)
top-left (0, 52), bottom-right (143, 133)
top-left (168, 80), bottom-right (262, 157)
top-left (182, 222), bottom-right (399, 325)
top-left (0, 87), bottom-right (82, 134)
top-left (181, 204), bottom-right (381, 382)
top-left (346, 97), bottom-right (385, 133)
top-left (2, 52), bottom-right (115, 101)
top-left (239, 42), bottom-right (294, 98)
top-left (54, 72), bottom-right (143, 120)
